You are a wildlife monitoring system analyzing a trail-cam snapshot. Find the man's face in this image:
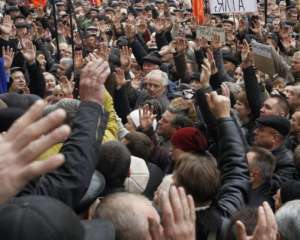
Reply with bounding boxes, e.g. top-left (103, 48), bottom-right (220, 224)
top-left (246, 151), bottom-right (258, 184)
top-left (291, 55), bottom-right (300, 73)
top-left (291, 112), bottom-right (300, 134)
top-left (254, 126), bottom-right (277, 149)
top-left (260, 97), bottom-right (282, 116)
top-left (37, 54), bottom-right (47, 70)
top-left (285, 87), bottom-right (300, 109)
top-left (75, 6), bottom-right (85, 17)
top-left (85, 35), bottom-right (97, 49)
top-left (157, 110), bottom-right (176, 139)
top-left (223, 22), bottom-right (233, 33)
top-left (272, 18), bottom-right (281, 32)
top-left (144, 76), bottom-right (166, 98)
top-left (60, 45), bottom-right (72, 58)
top-left (16, 27), bottom-right (27, 38)
top-left (143, 62), bottom-right (159, 75)
top-left (44, 73), bottom-right (56, 93)
top-left (11, 71), bottom-right (26, 92)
